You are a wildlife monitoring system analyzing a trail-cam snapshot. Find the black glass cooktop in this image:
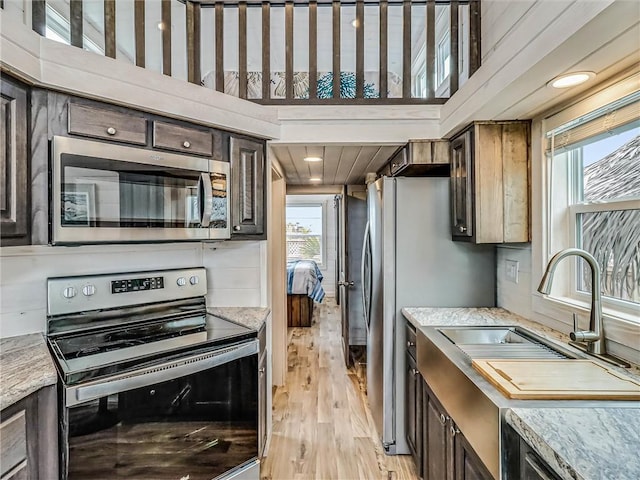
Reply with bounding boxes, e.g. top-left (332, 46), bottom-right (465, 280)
top-left (49, 314), bottom-right (256, 385)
